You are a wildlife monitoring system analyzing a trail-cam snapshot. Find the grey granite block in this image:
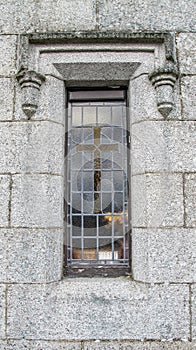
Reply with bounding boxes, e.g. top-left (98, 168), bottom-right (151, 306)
top-left (0, 175), bottom-right (10, 227)
top-left (98, 0), bottom-right (196, 31)
top-left (131, 121), bottom-right (196, 174)
top-left (0, 340), bottom-right (81, 349)
top-left (7, 280), bottom-right (189, 340)
top-left (0, 35), bottom-right (17, 76)
top-left (11, 174), bottom-right (63, 228)
top-left (0, 121), bottom-right (64, 174)
top-left (0, 0), bottom-right (96, 34)
top-left (132, 228), bottom-right (196, 283)
top-left (15, 76), bottom-right (65, 124)
top-left (185, 174), bottom-right (196, 227)
top-left (0, 78), bottom-right (14, 121)
top-left (177, 33), bottom-right (196, 75)
top-left (181, 76), bottom-right (196, 121)
top-left (0, 285), bottom-right (6, 339)
top-left (131, 173), bottom-right (183, 227)
top-left (84, 340), bottom-right (196, 349)
top-left (193, 285), bottom-right (196, 340)
top-left (0, 228), bottom-right (63, 283)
